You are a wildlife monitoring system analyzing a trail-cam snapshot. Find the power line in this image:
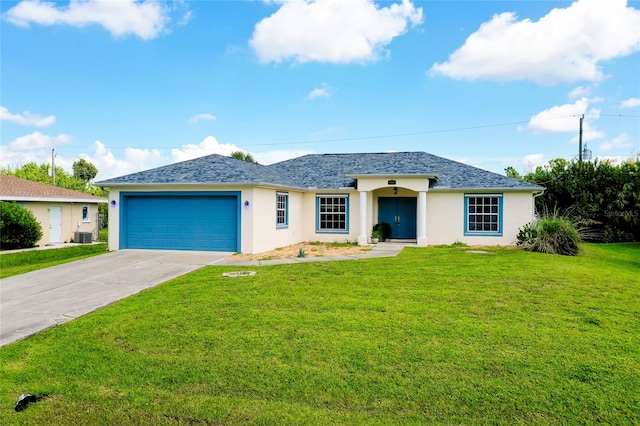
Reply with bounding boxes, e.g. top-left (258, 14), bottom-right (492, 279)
top-left (5, 113), bottom-right (637, 152)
